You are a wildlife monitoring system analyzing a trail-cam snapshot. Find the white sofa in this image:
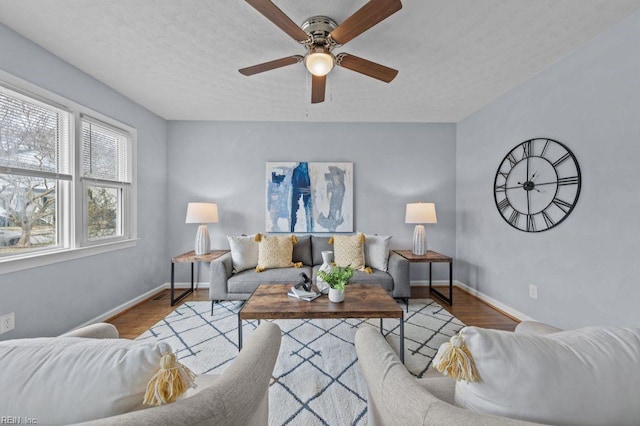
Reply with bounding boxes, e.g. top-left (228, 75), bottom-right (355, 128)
top-left (0, 321), bottom-right (281, 426)
top-left (355, 321), bottom-right (640, 425)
